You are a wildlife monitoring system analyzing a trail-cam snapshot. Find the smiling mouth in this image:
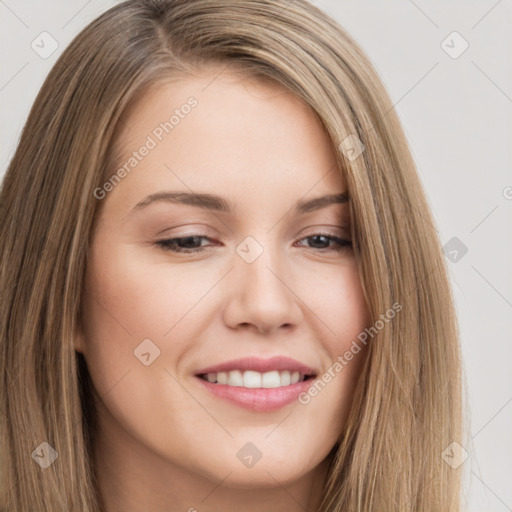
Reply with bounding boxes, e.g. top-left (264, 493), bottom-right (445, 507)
top-left (197, 369), bottom-right (315, 388)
